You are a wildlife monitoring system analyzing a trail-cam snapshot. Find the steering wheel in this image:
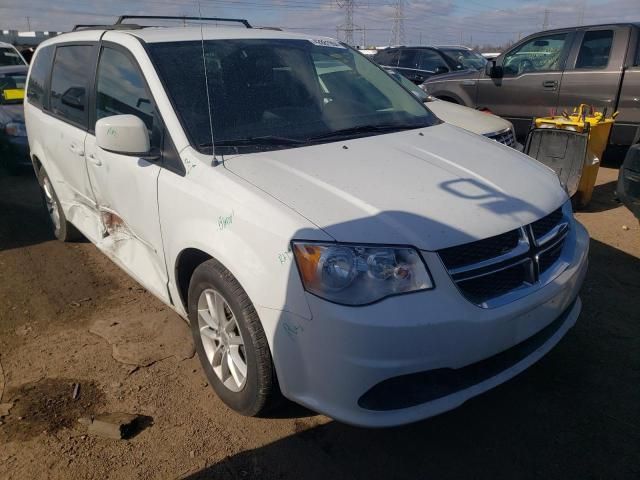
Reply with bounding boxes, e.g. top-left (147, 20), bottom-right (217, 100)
top-left (518, 59), bottom-right (535, 74)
